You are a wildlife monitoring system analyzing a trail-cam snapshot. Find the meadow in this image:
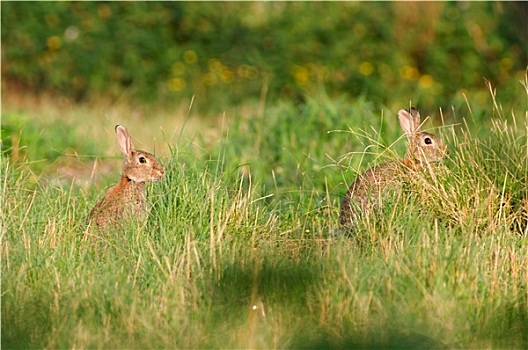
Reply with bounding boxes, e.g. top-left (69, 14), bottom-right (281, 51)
top-left (2, 72), bottom-right (527, 349)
